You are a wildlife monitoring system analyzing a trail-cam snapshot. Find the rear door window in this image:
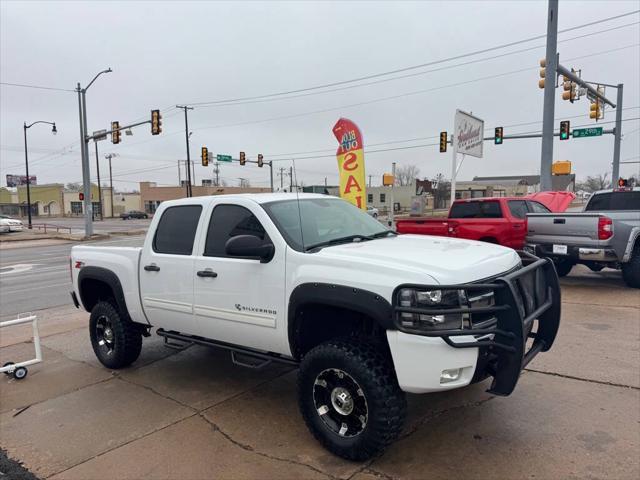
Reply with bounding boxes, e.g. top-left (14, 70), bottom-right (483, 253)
top-left (508, 200), bottom-right (528, 219)
top-left (450, 201), bottom-right (502, 218)
top-left (153, 205), bottom-right (202, 255)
